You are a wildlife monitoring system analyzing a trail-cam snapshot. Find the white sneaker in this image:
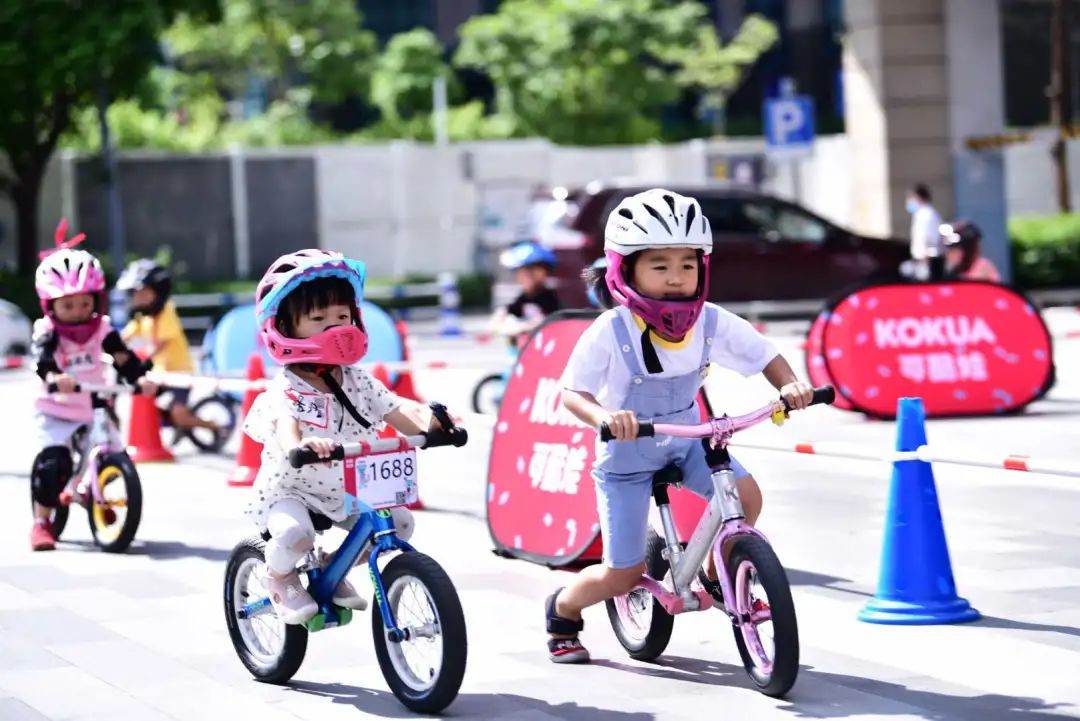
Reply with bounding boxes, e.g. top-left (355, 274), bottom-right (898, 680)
top-left (332, 575), bottom-right (368, 611)
top-left (265, 570), bottom-right (318, 625)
